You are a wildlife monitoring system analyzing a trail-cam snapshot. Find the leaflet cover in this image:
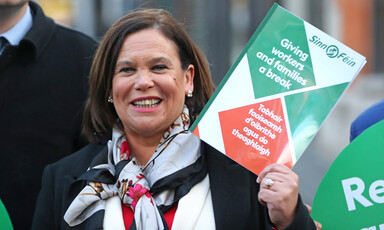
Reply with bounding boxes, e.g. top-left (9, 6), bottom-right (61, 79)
top-left (190, 3), bottom-right (366, 175)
